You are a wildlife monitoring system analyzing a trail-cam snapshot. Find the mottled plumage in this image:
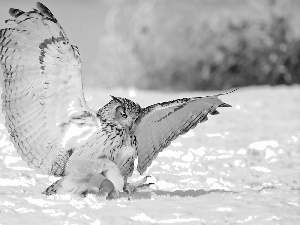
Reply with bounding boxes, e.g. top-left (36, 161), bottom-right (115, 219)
top-left (0, 3), bottom-right (234, 198)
